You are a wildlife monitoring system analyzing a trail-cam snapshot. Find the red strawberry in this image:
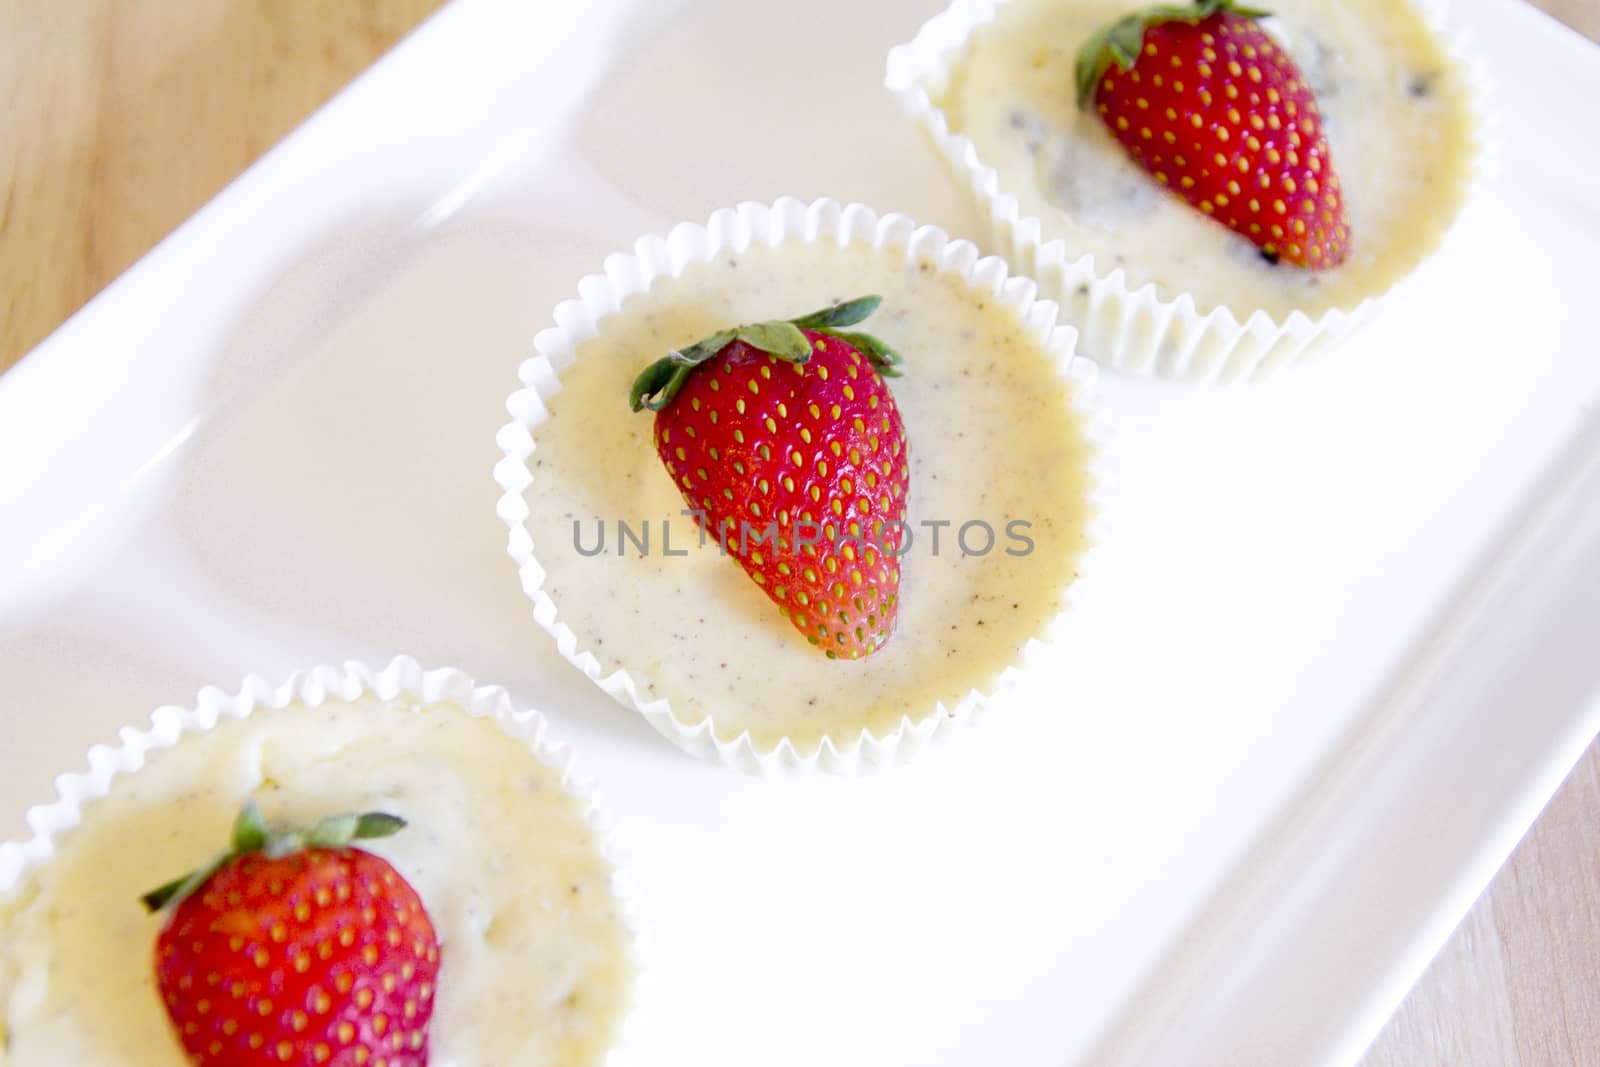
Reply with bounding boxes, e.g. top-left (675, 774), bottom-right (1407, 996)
top-left (629, 296), bottom-right (910, 660)
top-left (1076, 0), bottom-right (1350, 268)
top-left (143, 803), bottom-right (441, 1067)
